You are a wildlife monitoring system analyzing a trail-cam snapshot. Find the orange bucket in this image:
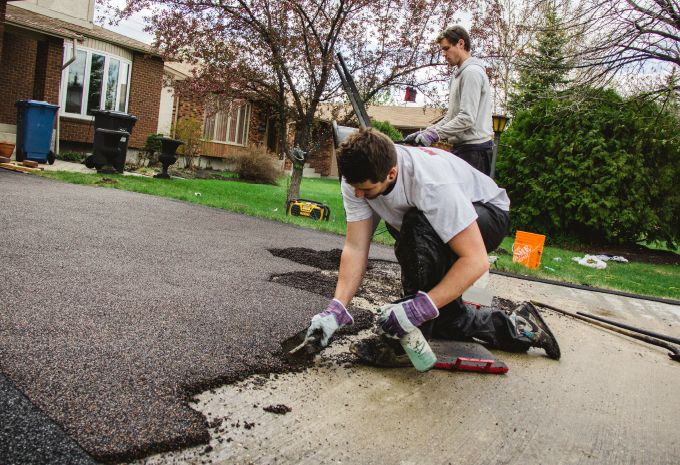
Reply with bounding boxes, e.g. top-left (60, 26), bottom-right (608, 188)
top-left (512, 231), bottom-right (546, 269)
